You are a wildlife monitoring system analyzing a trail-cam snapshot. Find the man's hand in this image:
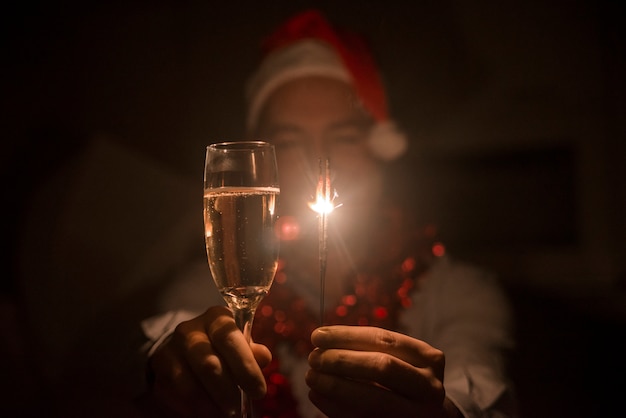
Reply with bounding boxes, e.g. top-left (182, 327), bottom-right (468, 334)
top-left (148, 306), bottom-right (271, 417)
top-left (306, 325), bottom-right (461, 418)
